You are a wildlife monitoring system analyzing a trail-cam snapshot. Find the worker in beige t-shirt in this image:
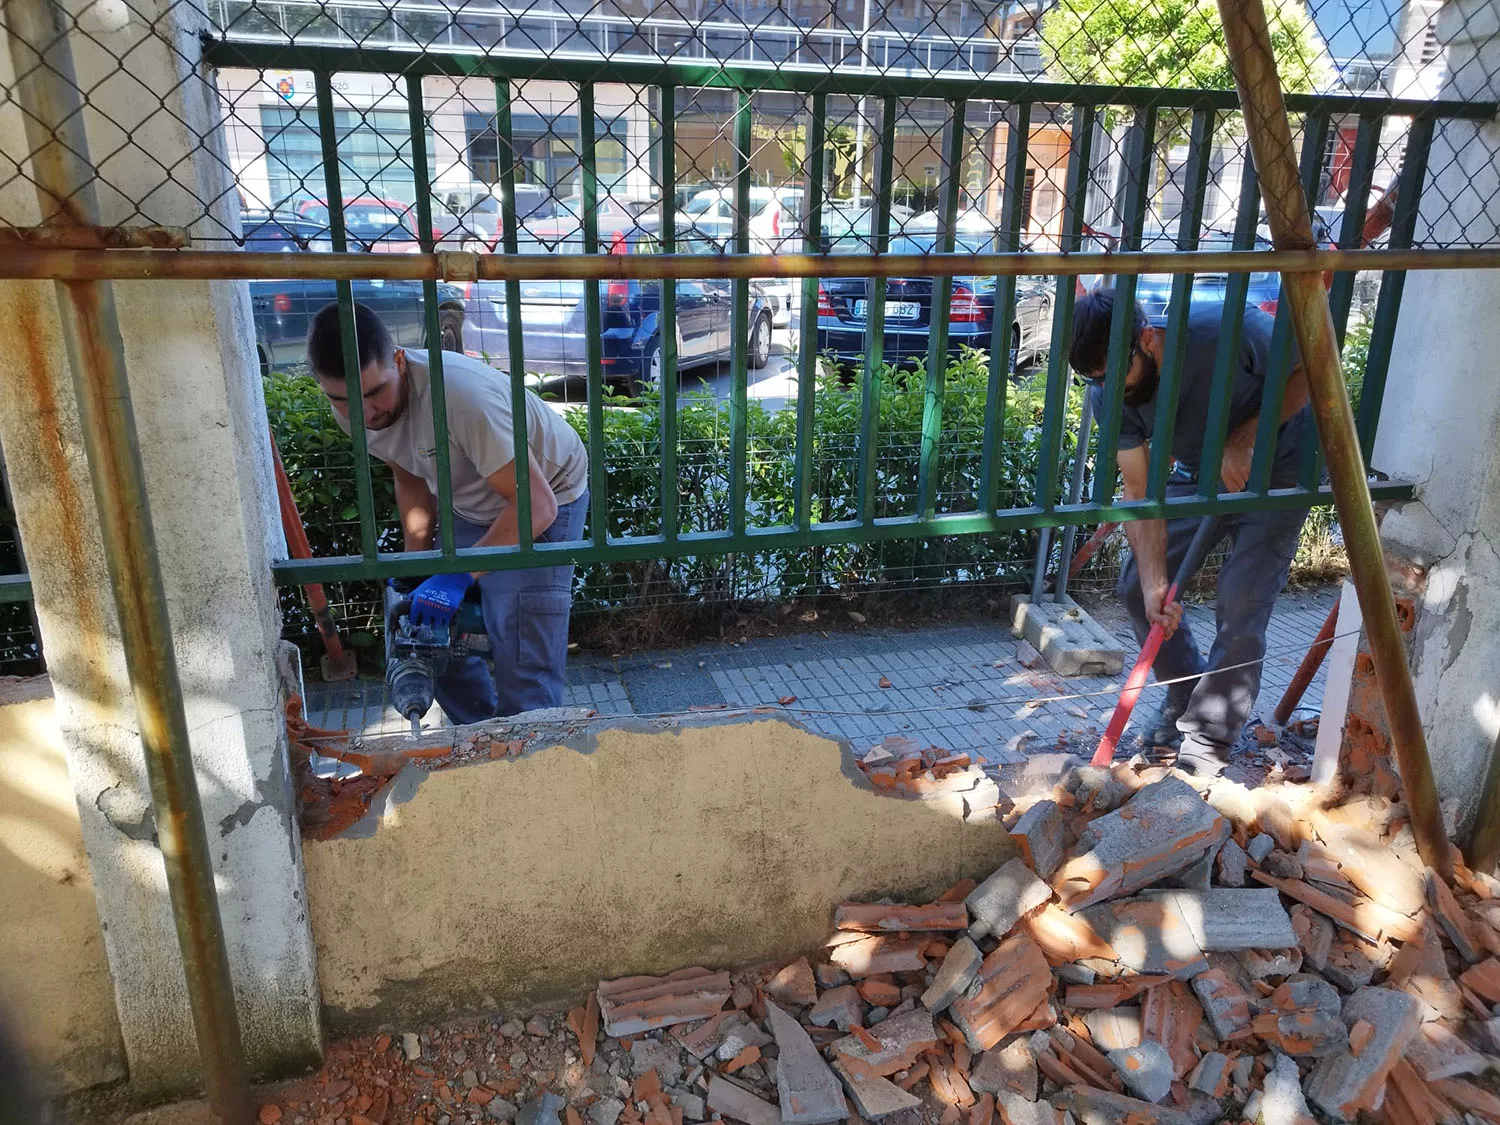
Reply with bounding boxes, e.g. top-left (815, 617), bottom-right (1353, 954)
top-left (307, 301), bottom-right (589, 719)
